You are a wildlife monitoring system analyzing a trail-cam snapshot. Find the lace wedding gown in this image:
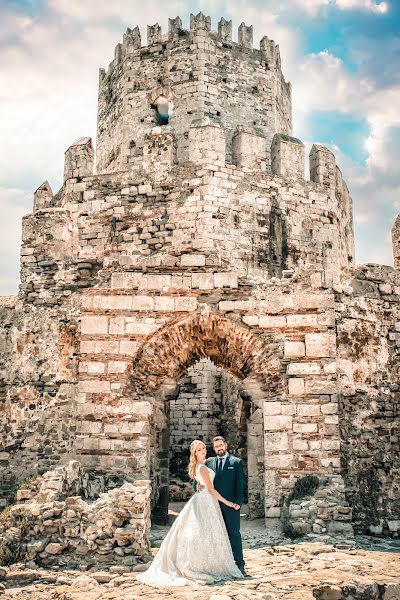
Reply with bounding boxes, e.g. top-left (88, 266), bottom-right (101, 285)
top-left (136, 463), bottom-right (244, 587)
